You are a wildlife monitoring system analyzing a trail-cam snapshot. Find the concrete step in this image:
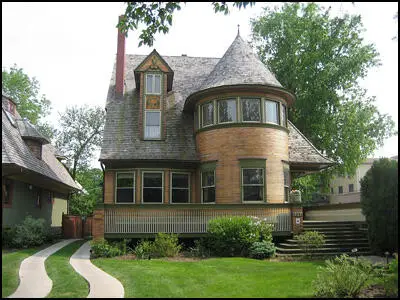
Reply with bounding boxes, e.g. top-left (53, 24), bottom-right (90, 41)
top-left (303, 227), bottom-right (358, 231)
top-left (278, 242), bottom-right (369, 249)
top-left (275, 251), bottom-right (373, 257)
top-left (276, 246), bottom-right (371, 254)
top-left (308, 231), bottom-right (367, 235)
top-left (285, 238), bottom-right (369, 243)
